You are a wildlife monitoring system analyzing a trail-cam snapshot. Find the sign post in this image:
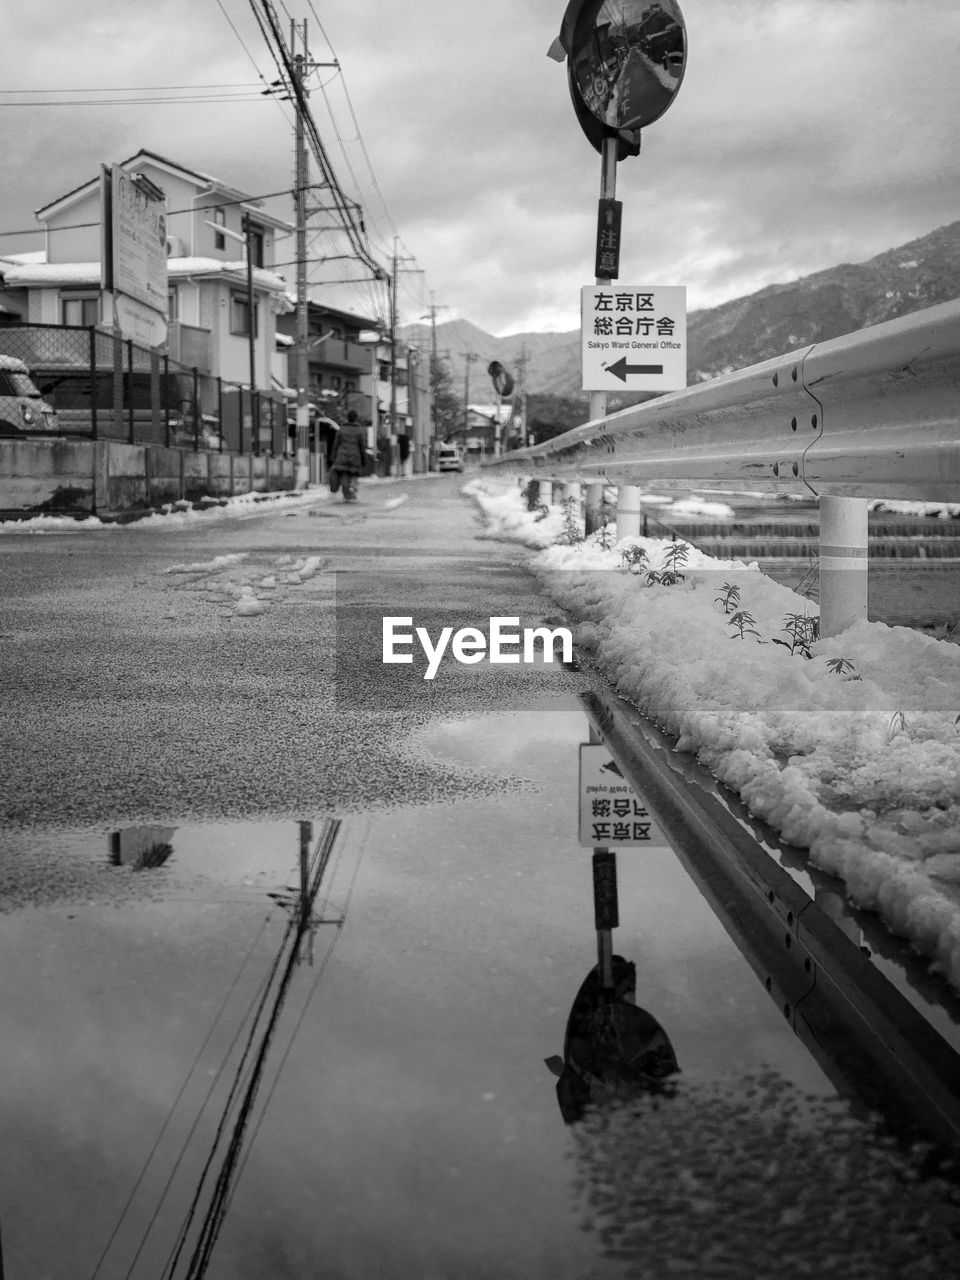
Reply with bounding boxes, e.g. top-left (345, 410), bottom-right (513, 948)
top-left (548, 1), bottom-right (688, 414)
